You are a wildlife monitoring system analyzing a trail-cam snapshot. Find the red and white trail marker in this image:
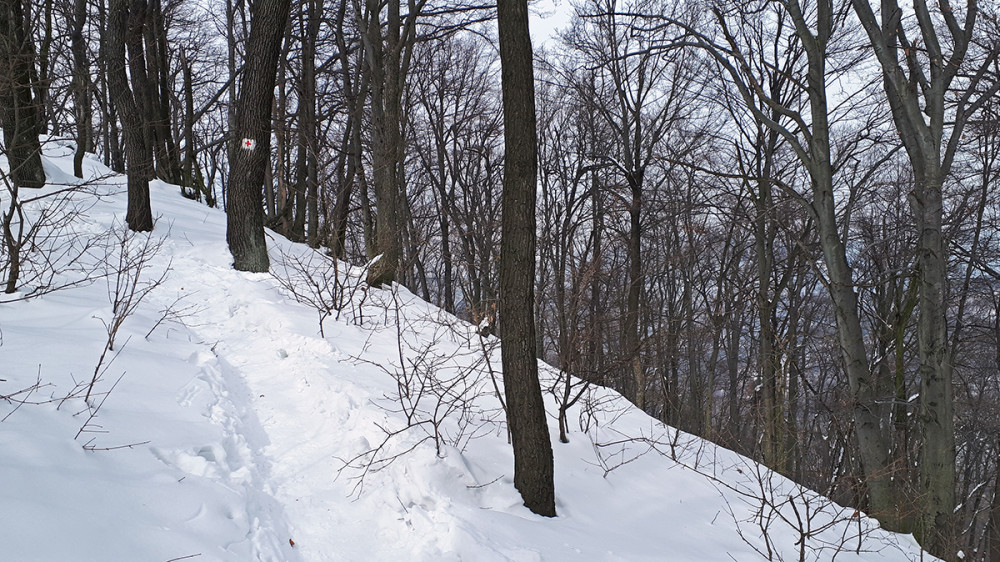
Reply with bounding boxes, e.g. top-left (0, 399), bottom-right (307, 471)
top-left (241, 138), bottom-right (256, 150)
